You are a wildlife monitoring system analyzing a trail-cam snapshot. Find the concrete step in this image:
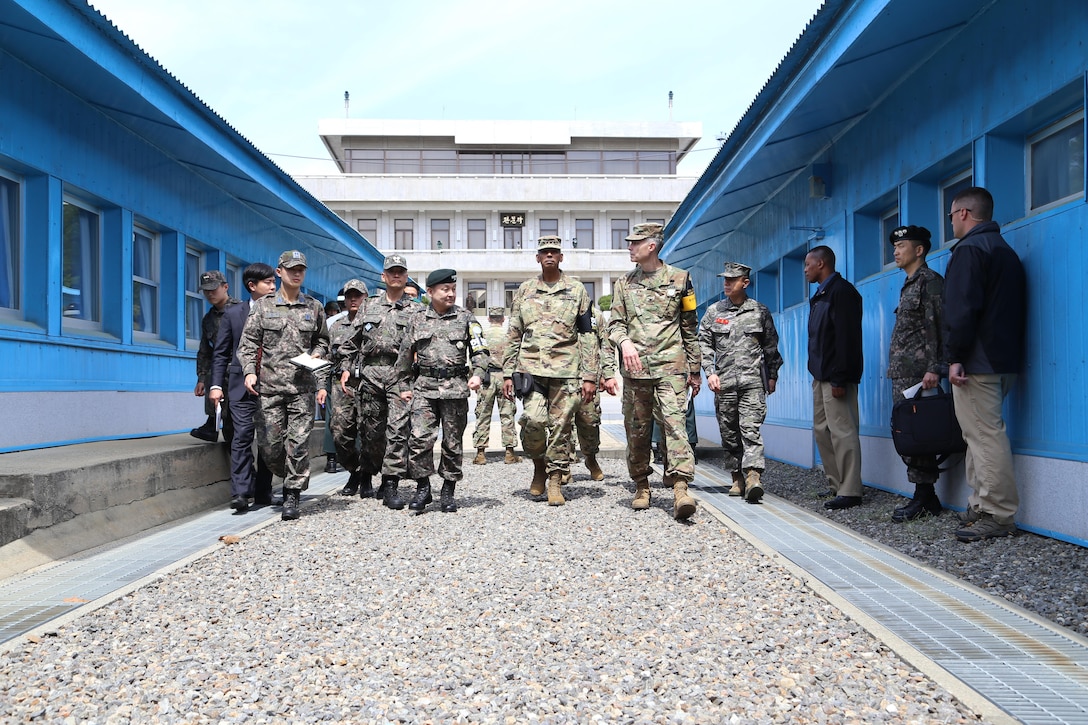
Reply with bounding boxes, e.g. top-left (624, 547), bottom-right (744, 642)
top-left (0, 497), bottom-right (33, 549)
